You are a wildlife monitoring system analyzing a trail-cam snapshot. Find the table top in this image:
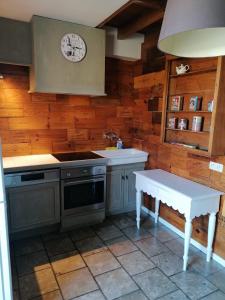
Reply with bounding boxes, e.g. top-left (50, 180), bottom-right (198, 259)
top-left (134, 169), bottom-right (223, 200)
